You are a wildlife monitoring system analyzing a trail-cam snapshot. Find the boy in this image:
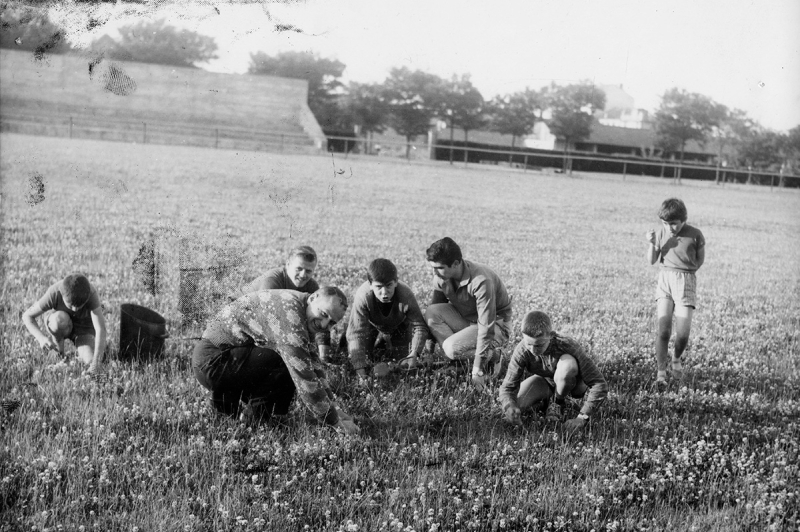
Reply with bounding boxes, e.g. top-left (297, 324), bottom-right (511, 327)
top-left (345, 258), bottom-right (428, 381)
top-left (193, 286), bottom-right (358, 434)
top-left (424, 237), bottom-right (512, 389)
top-left (499, 311), bottom-right (607, 432)
top-left (22, 273), bottom-right (107, 374)
top-left (646, 198), bottom-right (705, 390)
top-left (233, 245), bottom-right (333, 361)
